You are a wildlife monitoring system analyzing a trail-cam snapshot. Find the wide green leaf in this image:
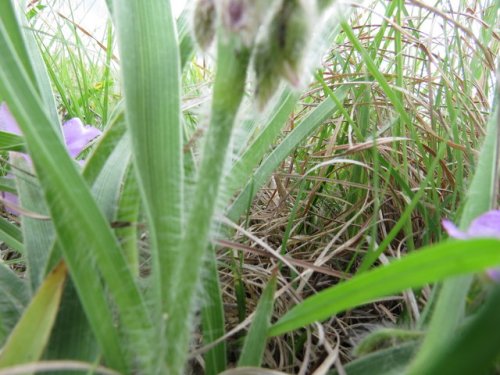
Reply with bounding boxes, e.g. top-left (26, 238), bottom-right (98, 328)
top-left (113, 0), bottom-right (183, 340)
top-left (269, 238), bottom-right (500, 336)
